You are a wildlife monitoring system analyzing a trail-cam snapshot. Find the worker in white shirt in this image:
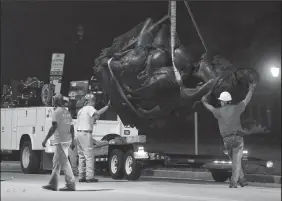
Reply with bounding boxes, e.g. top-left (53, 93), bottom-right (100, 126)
top-left (76, 93), bottom-right (110, 182)
top-left (68, 97), bottom-right (87, 176)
